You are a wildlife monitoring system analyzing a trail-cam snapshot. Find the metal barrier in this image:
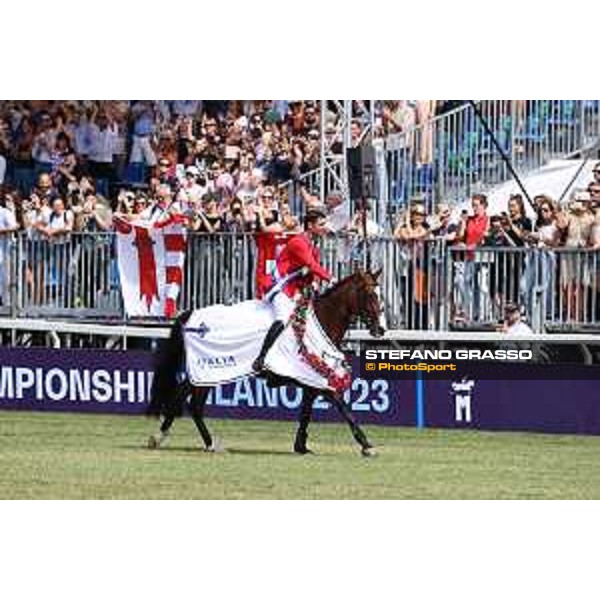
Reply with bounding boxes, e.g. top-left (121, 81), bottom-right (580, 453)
top-left (3, 231), bottom-right (600, 333)
top-left (447, 245), bottom-right (600, 332)
top-left (180, 233), bottom-right (257, 308)
top-left (13, 232), bottom-right (122, 319)
top-left (0, 233), bottom-right (16, 317)
top-left (548, 248), bottom-right (600, 329)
